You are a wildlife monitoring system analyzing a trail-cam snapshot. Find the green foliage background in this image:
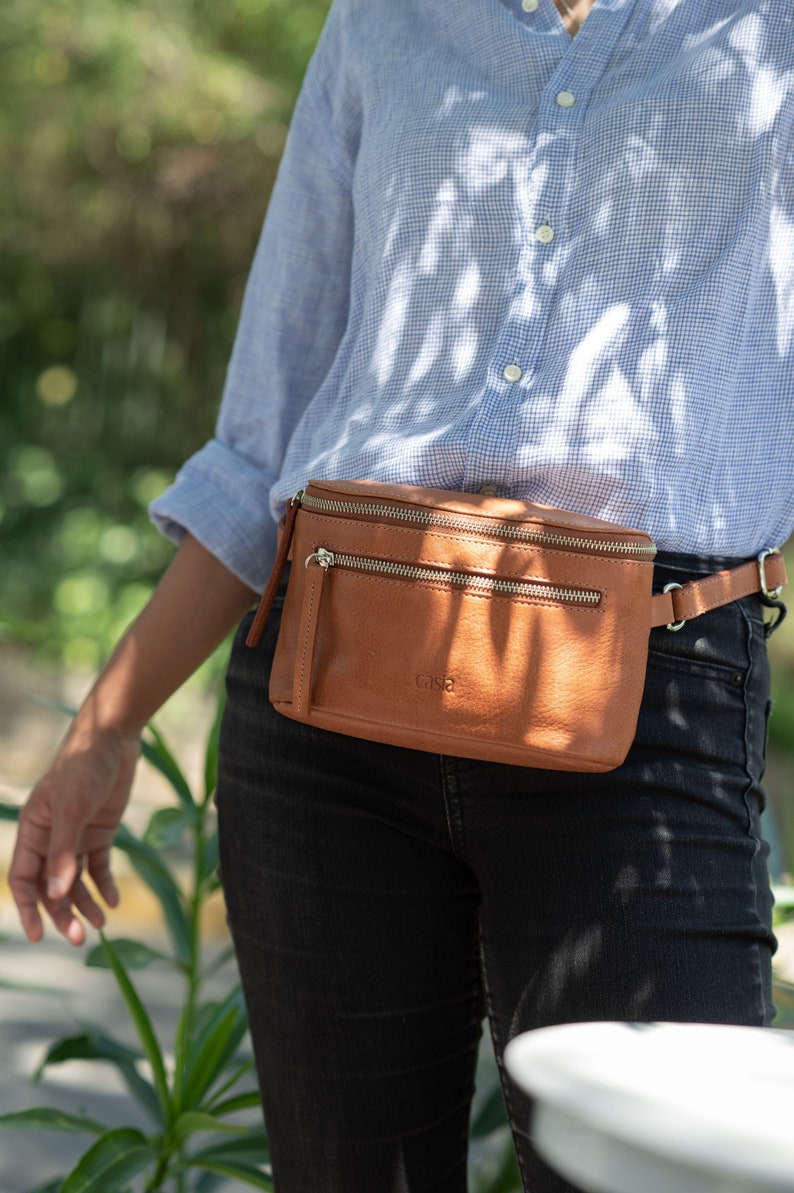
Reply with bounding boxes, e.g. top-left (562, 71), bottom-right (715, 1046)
top-left (1, 0), bottom-right (331, 669)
